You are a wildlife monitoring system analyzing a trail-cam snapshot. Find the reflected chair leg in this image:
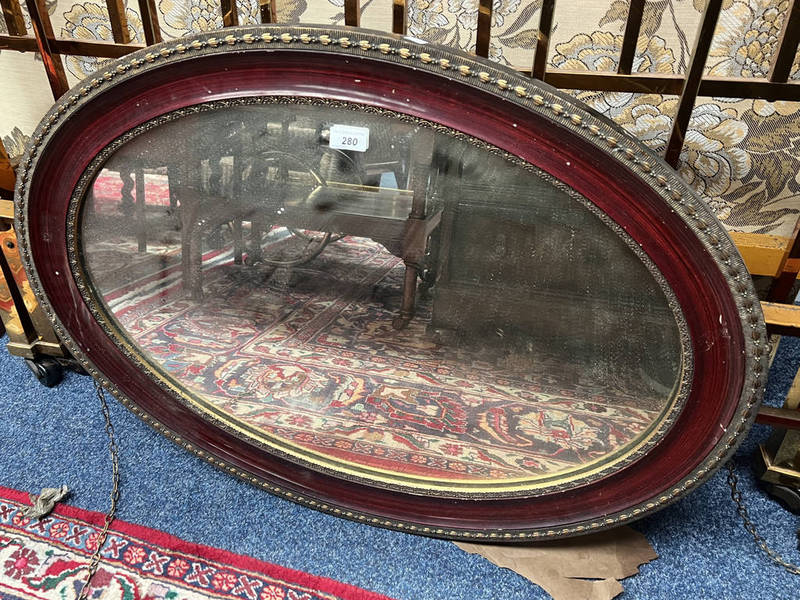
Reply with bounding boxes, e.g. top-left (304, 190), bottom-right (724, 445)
top-left (119, 165), bottom-right (134, 217)
top-left (233, 219), bottom-right (243, 264)
top-left (135, 166), bottom-right (147, 253)
top-left (180, 201), bottom-right (193, 296)
top-left (166, 164), bottom-right (181, 228)
top-left (394, 129), bottom-right (435, 329)
top-left (247, 217), bottom-right (265, 265)
top-left (187, 222), bottom-right (206, 300)
top-left (419, 228), bottom-right (441, 299)
top-left (232, 154), bottom-right (243, 265)
top-left (168, 184), bottom-right (178, 215)
top-left (181, 220), bottom-right (190, 294)
top-left (392, 264), bottom-right (418, 330)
